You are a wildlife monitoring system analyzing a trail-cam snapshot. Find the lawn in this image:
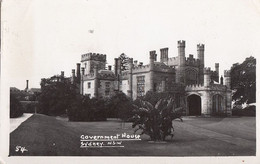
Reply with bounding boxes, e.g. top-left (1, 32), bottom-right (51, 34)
top-left (9, 114), bottom-right (256, 156)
